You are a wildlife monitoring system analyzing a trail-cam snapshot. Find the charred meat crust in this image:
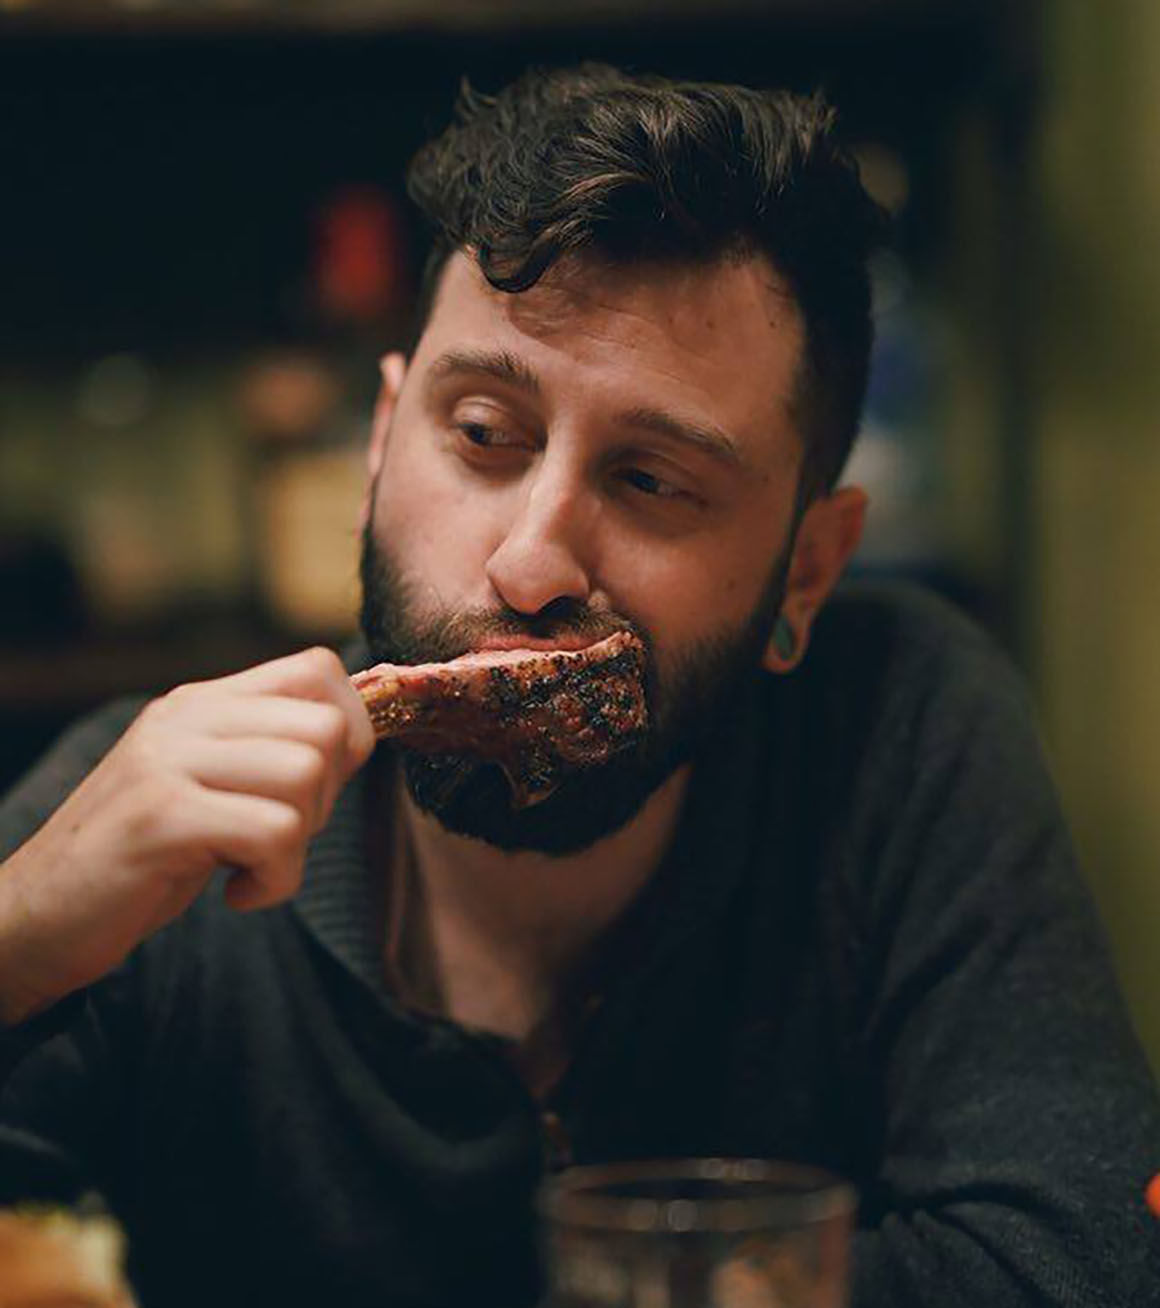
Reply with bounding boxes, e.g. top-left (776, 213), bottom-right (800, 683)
top-left (350, 633), bottom-right (648, 806)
